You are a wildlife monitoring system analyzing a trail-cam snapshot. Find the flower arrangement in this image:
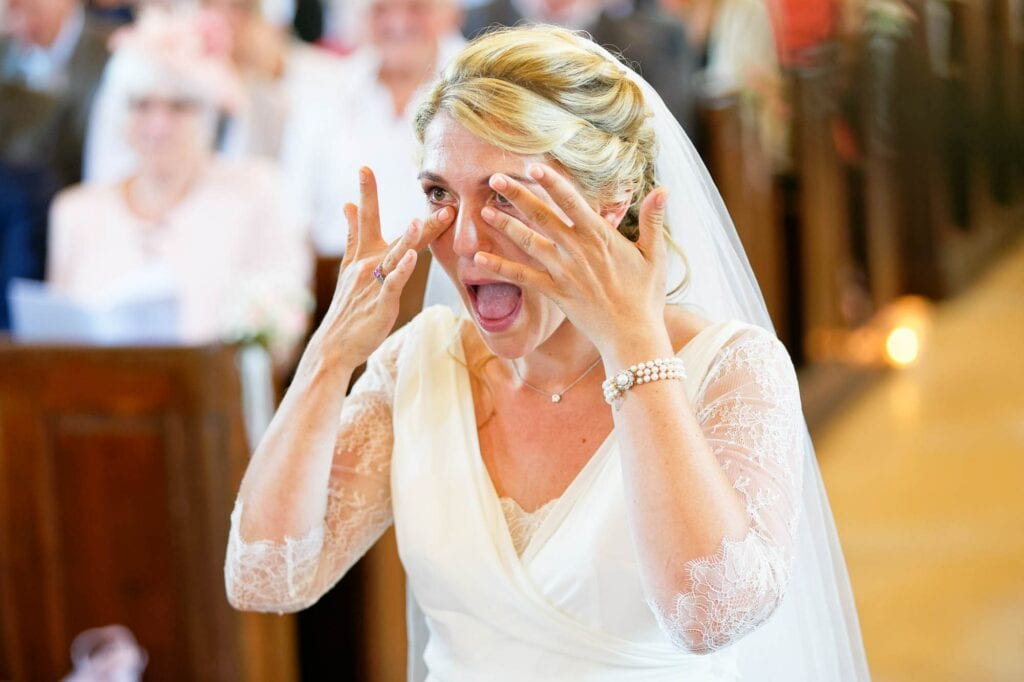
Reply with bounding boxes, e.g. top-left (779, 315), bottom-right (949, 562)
top-left (223, 274), bottom-right (313, 364)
